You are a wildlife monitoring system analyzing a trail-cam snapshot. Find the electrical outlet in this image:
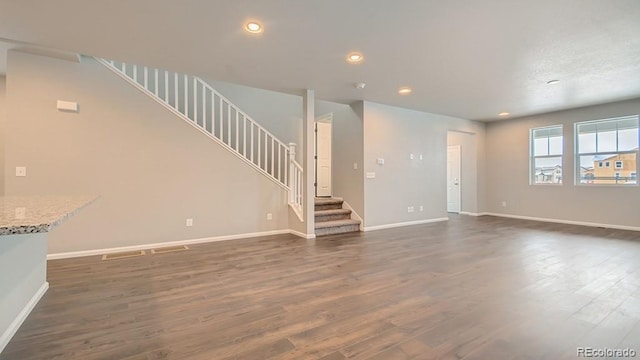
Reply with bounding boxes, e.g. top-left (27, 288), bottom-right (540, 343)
top-left (15, 167), bottom-right (26, 177)
top-left (267, 213), bottom-right (273, 220)
top-left (501, 201), bottom-right (507, 207)
top-left (376, 158), bottom-right (385, 165)
top-left (186, 218), bottom-right (193, 227)
top-left (409, 154), bottom-right (414, 160)
top-left (419, 205), bottom-right (424, 211)
top-left (408, 206), bottom-right (414, 213)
